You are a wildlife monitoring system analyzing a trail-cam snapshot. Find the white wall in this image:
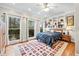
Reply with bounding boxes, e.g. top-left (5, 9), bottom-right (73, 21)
top-left (20, 17), bottom-right (27, 41)
top-left (74, 4), bottom-right (79, 55)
